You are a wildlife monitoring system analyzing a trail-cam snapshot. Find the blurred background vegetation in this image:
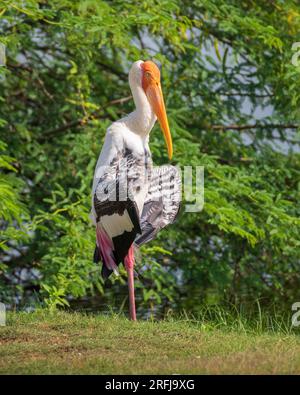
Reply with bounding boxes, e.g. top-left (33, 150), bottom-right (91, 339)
top-left (0, 0), bottom-right (300, 317)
